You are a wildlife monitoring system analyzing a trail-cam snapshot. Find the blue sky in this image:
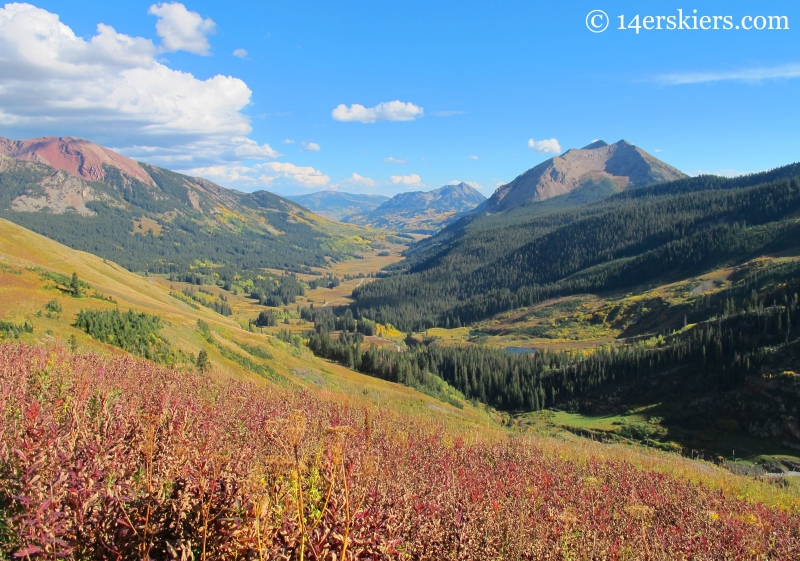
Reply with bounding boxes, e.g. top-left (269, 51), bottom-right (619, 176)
top-left (1, 1), bottom-right (799, 196)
